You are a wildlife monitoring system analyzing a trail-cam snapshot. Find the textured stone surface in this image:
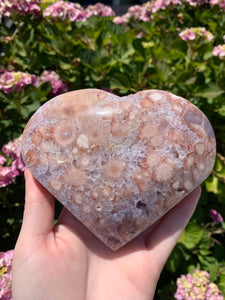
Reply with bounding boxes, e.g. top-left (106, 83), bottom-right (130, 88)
top-left (22, 89), bottom-right (216, 250)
